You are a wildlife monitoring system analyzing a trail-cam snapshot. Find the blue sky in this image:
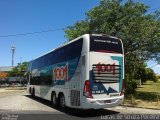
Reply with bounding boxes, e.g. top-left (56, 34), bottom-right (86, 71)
top-left (0, 0), bottom-right (160, 74)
